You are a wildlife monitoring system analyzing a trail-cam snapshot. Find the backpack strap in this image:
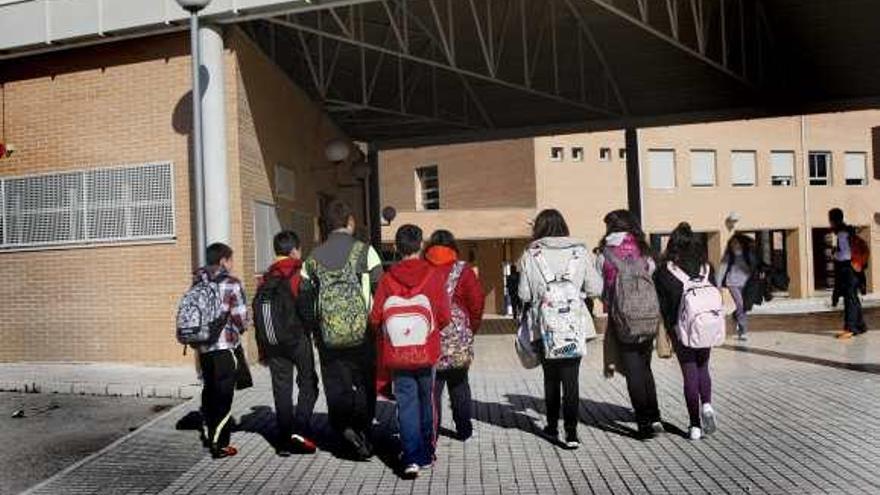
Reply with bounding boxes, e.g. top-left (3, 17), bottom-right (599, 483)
top-left (343, 241), bottom-right (366, 281)
top-left (530, 247), bottom-right (556, 286)
top-left (445, 261), bottom-right (466, 296)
